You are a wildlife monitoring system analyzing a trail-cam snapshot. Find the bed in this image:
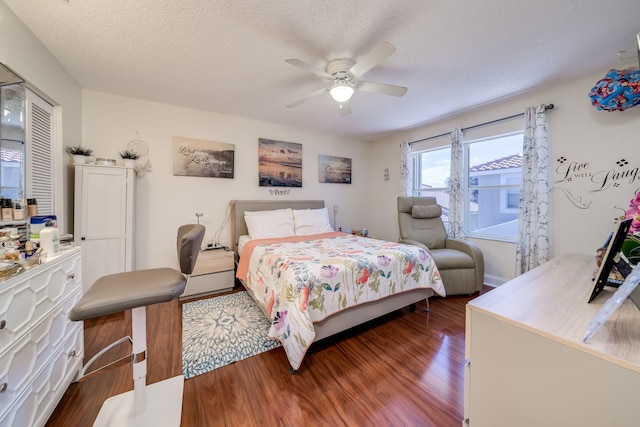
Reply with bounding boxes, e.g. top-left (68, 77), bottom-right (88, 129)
top-left (231, 199), bottom-right (445, 371)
